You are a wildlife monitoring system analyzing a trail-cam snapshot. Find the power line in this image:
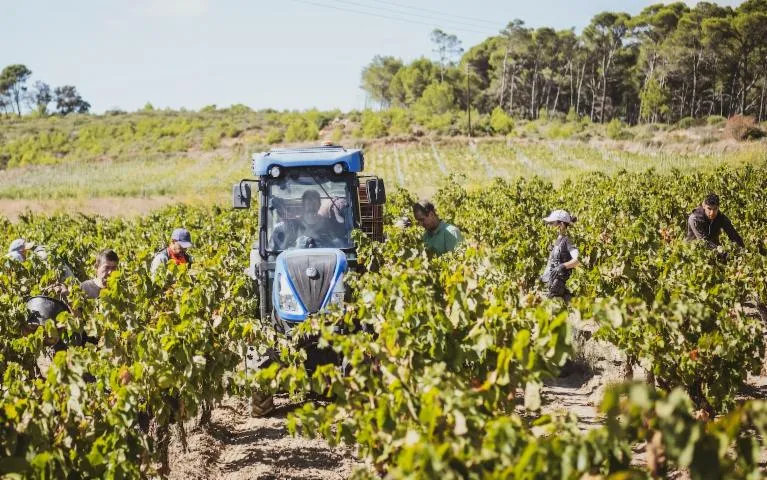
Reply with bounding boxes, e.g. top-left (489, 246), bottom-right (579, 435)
top-left (364, 0), bottom-right (499, 28)
top-left (328, 0), bottom-right (499, 31)
top-left (288, 0), bottom-right (496, 36)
